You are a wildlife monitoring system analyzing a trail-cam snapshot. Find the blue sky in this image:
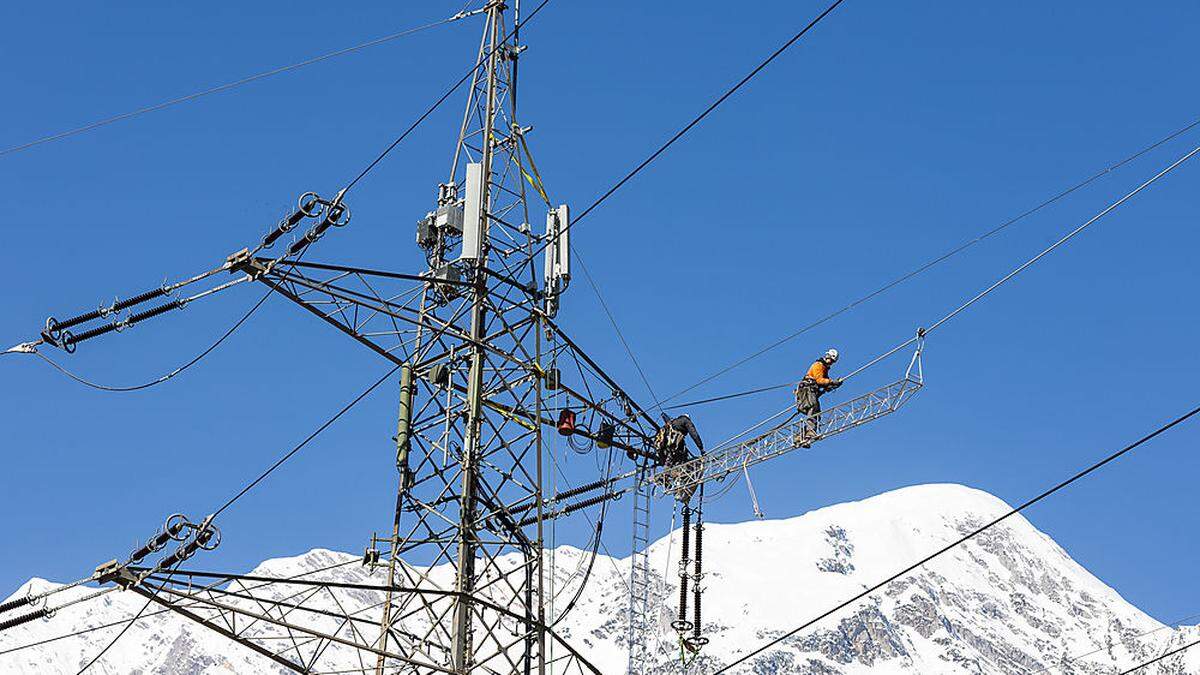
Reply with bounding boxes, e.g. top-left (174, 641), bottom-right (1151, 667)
top-left (1, 0), bottom-right (1198, 630)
